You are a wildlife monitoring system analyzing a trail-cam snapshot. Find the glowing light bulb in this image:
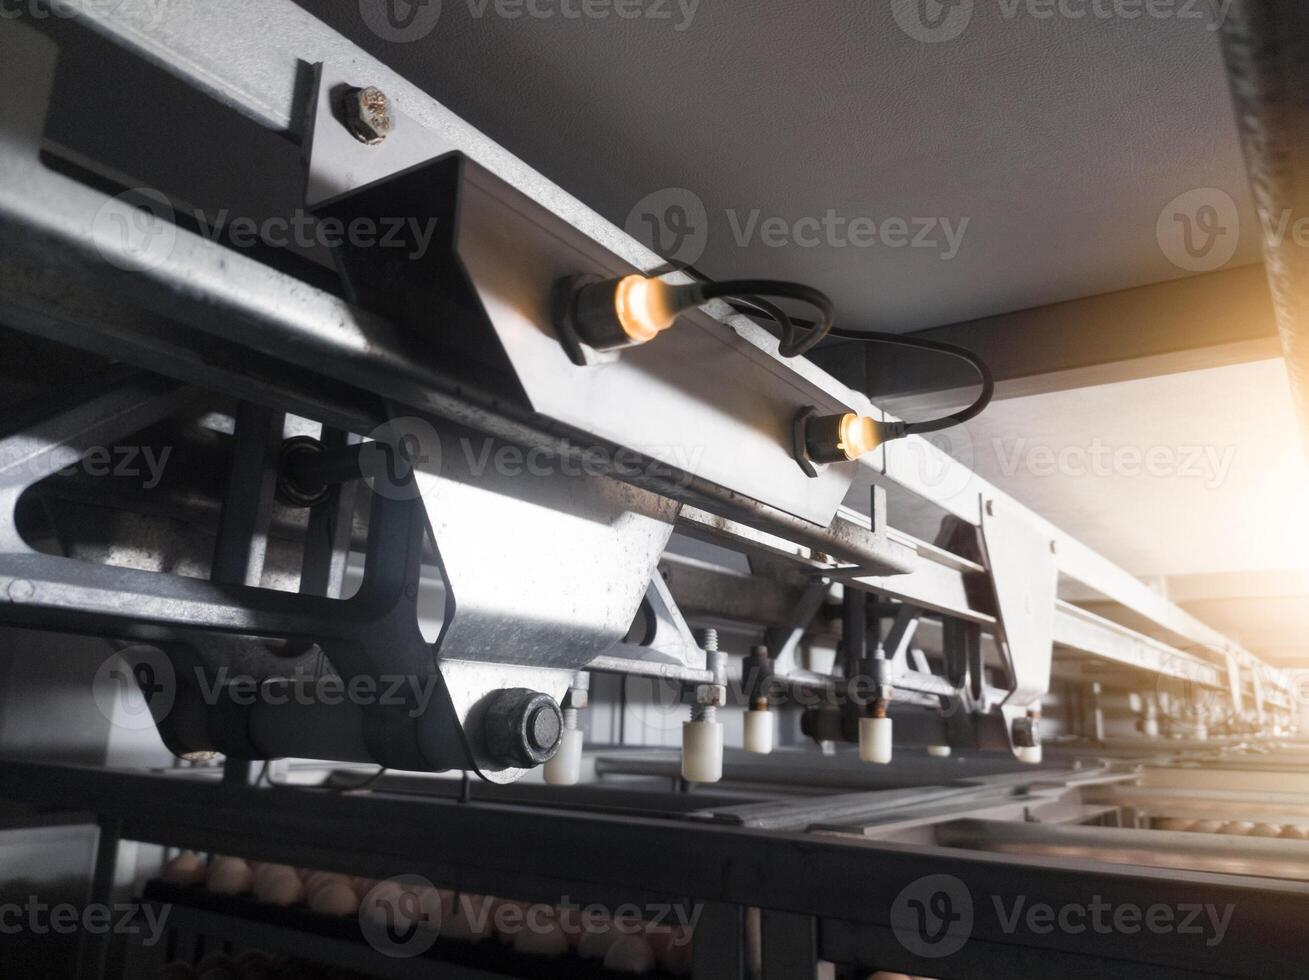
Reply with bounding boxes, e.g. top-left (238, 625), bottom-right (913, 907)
top-left (614, 275), bottom-right (679, 343)
top-left (838, 413), bottom-right (882, 460)
top-left (801, 411), bottom-right (887, 466)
